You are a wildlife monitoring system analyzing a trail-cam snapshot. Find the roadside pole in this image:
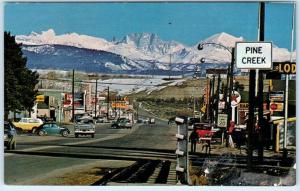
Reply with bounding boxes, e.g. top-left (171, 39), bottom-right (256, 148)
top-left (107, 86), bottom-right (110, 120)
top-left (94, 79), bottom-right (98, 118)
top-left (284, 3), bottom-right (295, 149)
top-left (72, 69), bottom-right (75, 123)
top-left (215, 74), bottom-right (221, 124)
top-left (257, 2), bottom-right (265, 163)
